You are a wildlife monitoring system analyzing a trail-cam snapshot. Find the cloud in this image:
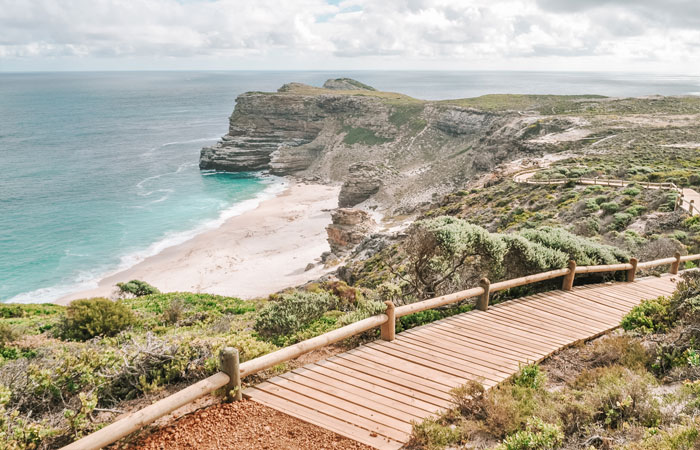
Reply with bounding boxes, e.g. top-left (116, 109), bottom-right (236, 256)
top-left (0, 0), bottom-right (698, 71)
